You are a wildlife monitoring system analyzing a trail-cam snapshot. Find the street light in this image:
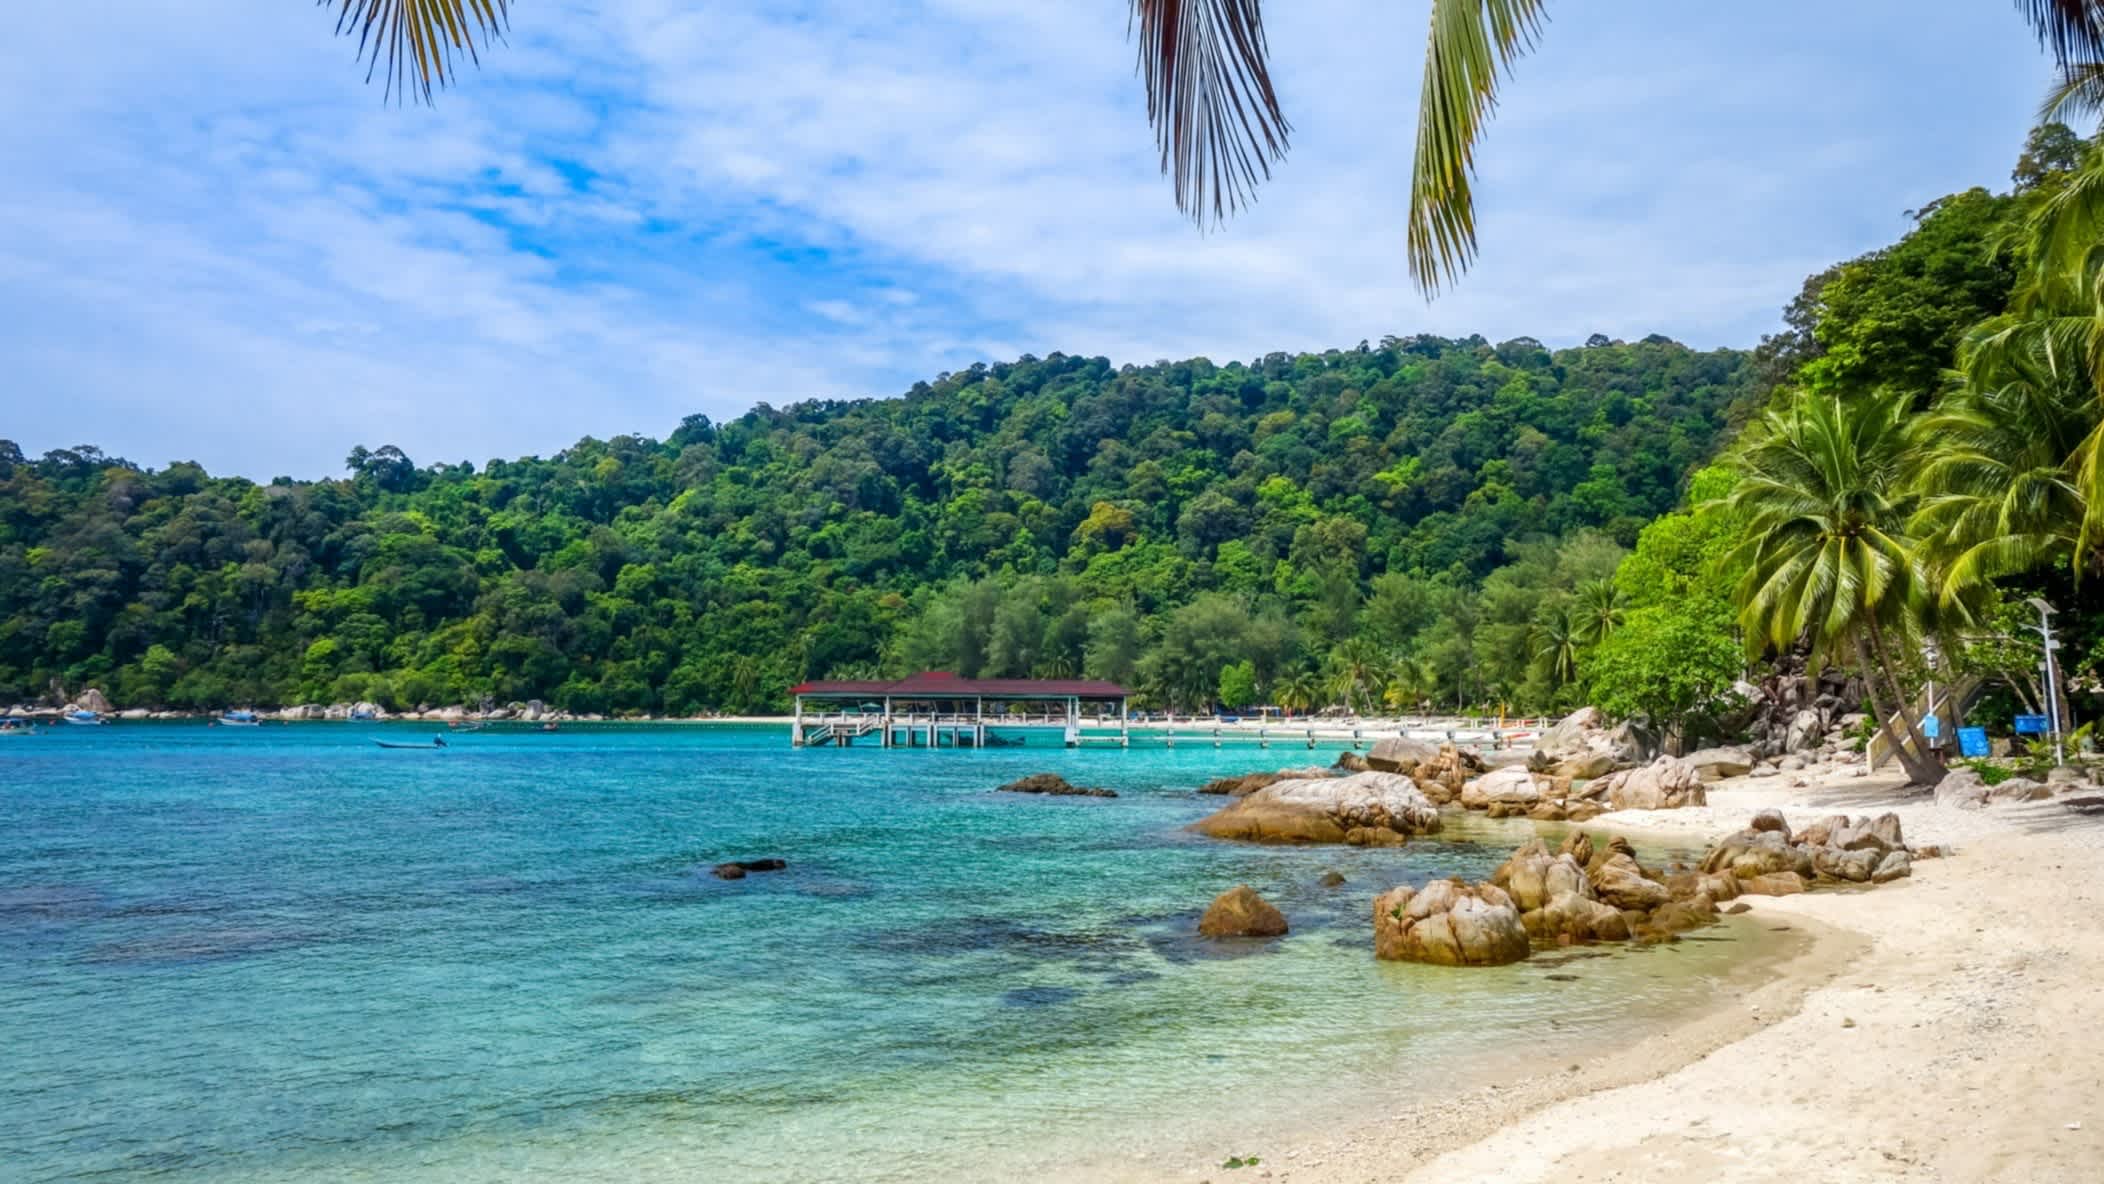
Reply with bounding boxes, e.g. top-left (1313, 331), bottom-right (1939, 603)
top-left (2027, 597), bottom-right (2066, 767)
